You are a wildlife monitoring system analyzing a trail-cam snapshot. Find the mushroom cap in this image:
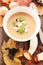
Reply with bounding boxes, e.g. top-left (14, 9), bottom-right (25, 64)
top-left (0, 6), bottom-right (8, 16)
top-left (9, 2), bottom-right (19, 9)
